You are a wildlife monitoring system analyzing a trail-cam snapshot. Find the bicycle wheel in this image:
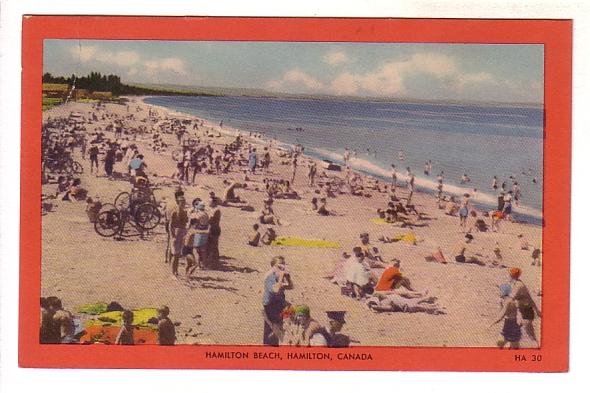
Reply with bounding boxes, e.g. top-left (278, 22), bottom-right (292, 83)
top-left (71, 160), bottom-right (84, 174)
top-left (134, 202), bottom-right (161, 230)
top-left (94, 210), bottom-right (122, 237)
top-left (114, 192), bottom-right (131, 211)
